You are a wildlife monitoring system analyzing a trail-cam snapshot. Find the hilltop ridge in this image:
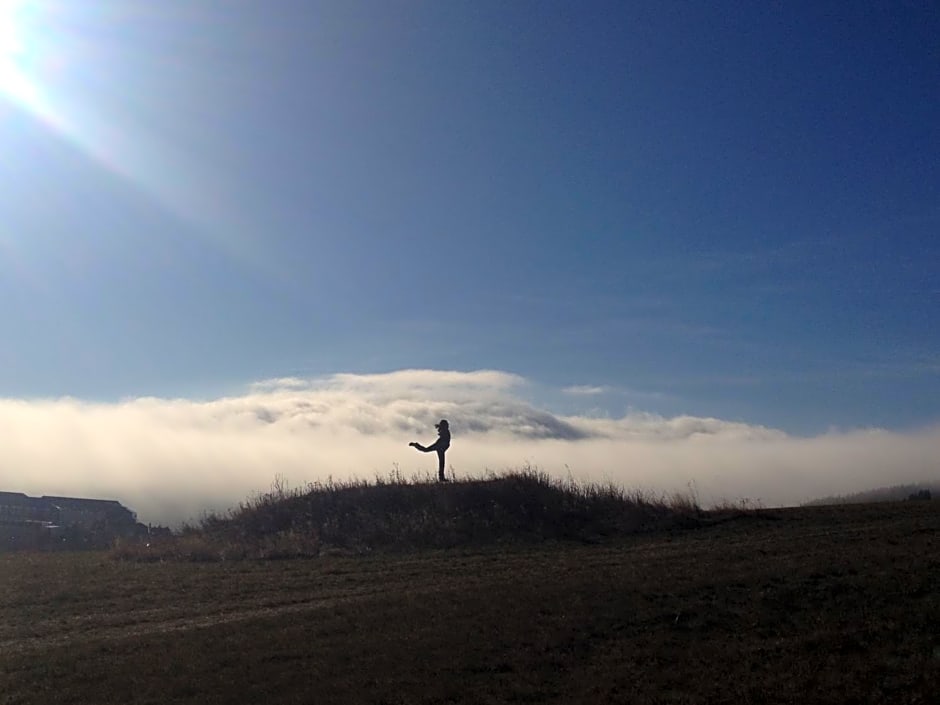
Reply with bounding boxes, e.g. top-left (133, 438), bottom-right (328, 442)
top-left (115, 470), bottom-right (717, 561)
